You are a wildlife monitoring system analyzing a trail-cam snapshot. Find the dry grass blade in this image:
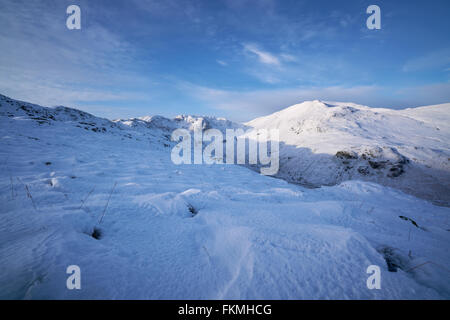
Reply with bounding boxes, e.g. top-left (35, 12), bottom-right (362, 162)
top-left (98, 182), bottom-right (117, 224)
top-left (17, 177), bottom-right (38, 211)
top-left (79, 186), bottom-right (95, 210)
top-left (10, 174), bottom-right (14, 200)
